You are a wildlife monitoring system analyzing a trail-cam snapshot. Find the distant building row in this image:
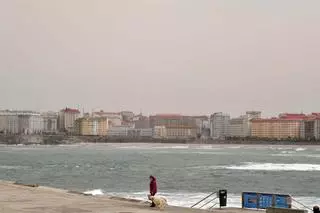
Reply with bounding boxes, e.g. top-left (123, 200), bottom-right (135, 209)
top-left (209, 111), bottom-right (320, 140)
